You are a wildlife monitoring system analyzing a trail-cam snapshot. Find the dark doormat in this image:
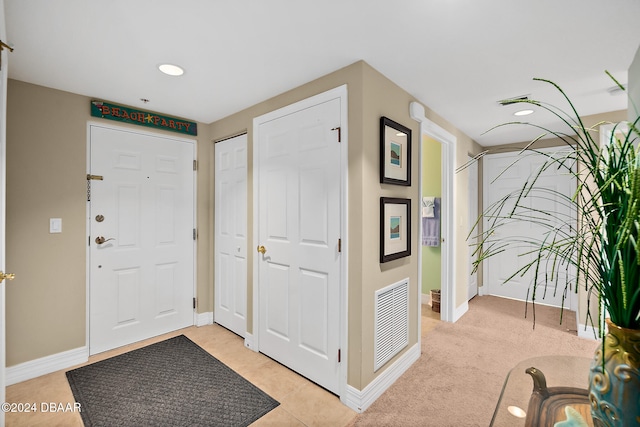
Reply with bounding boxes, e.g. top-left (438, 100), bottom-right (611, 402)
top-left (66, 335), bottom-right (279, 427)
